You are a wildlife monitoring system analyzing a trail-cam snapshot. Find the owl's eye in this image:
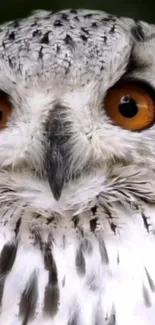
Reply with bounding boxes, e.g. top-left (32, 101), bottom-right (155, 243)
top-left (104, 82), bottom-right (155, 131)
top-left (0, 91), bottom-right (12, 130)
